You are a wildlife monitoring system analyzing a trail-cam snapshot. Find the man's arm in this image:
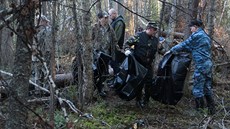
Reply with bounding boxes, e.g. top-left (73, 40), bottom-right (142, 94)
top-left (124, 35), bottom-right (139, 50)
